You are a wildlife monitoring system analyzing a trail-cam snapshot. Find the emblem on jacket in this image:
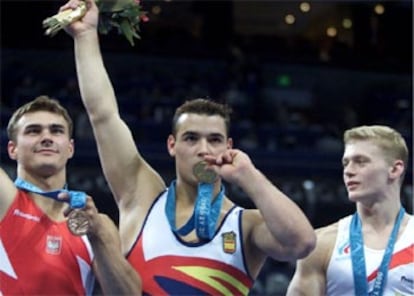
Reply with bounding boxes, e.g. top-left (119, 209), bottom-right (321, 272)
top-left (46, 235), bottom-right (62, 255)
top-left (222, 231), bottom-right (236, 254)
